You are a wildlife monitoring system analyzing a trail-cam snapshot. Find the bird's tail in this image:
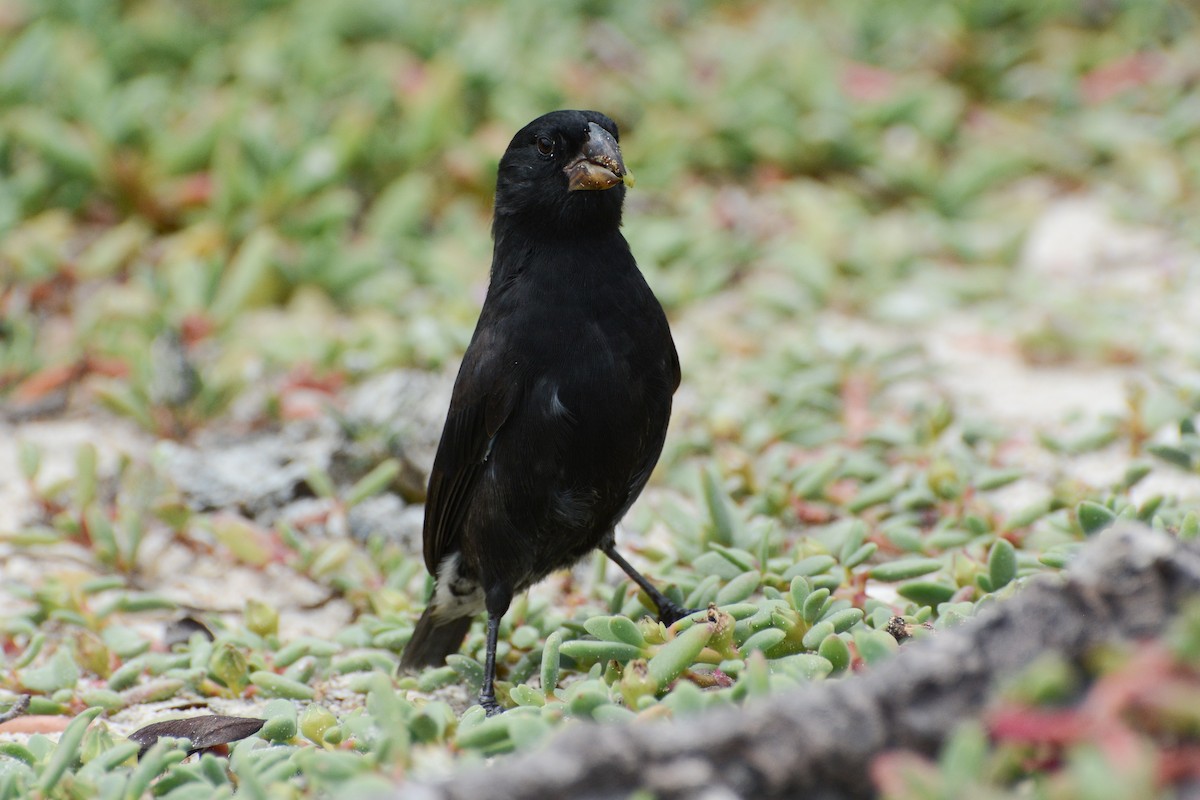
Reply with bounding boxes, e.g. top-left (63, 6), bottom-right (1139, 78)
top-left (400, 605), bottom-right (473, 670)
